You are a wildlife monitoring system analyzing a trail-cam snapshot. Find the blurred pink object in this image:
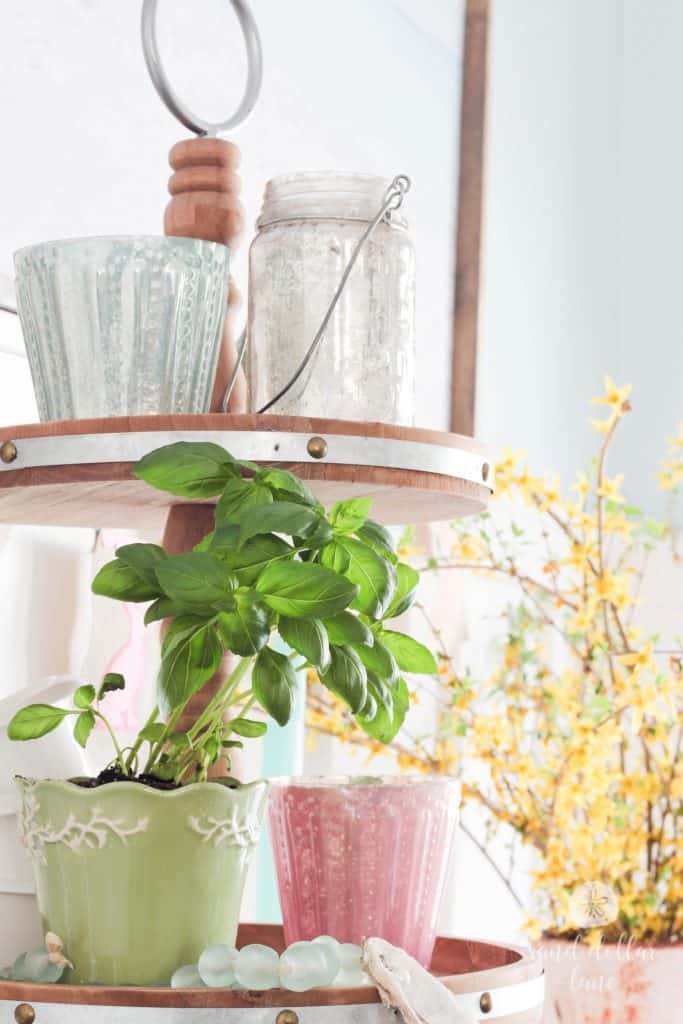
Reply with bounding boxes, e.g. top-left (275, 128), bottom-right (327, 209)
top-left (96, 530), bottom-right (146, 732)
top-left (268, 776), bottom-right (460, 966)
